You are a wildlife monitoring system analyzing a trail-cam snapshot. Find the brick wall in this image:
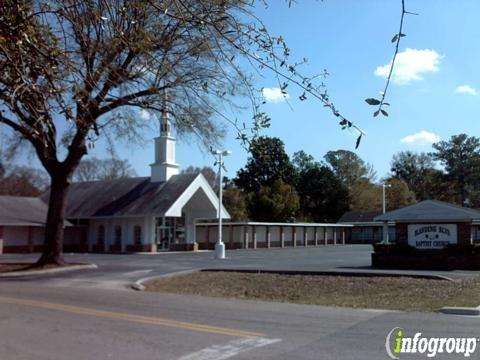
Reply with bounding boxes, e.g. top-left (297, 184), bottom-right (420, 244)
top-left (458, 223), bottom-right (472, 246)
top-left (396, 223), bottom-right (408, 245)
top-left (125, 244), bottom-right (157, 253)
